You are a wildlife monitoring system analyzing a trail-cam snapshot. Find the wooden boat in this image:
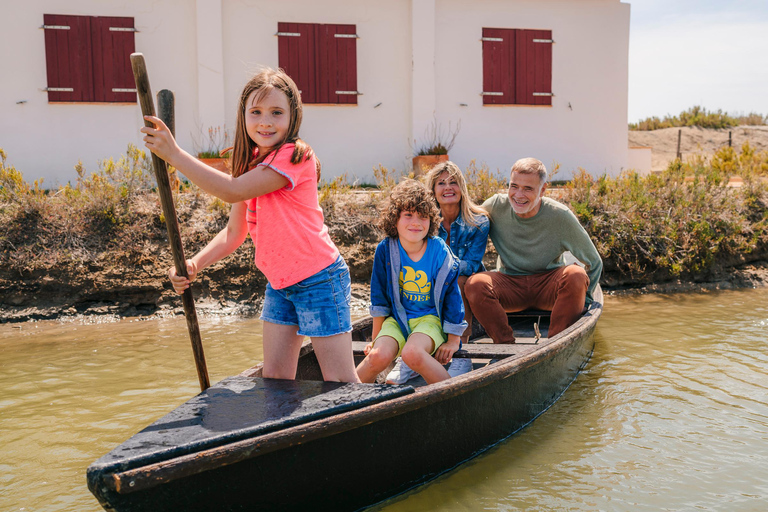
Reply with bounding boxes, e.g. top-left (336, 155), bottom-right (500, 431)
top-left (87, 286), bottom-right (602, 511)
